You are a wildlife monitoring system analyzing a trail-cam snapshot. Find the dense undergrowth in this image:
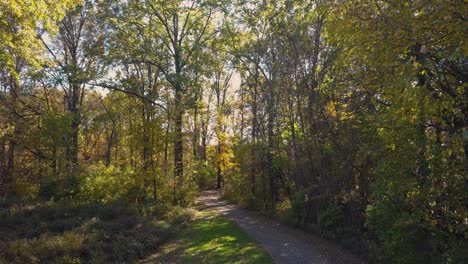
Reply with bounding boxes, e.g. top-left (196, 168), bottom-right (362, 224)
top-left (0, 198), bottom-right (195, 263)
top-left (223, 177), bottom-right (467, 264)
